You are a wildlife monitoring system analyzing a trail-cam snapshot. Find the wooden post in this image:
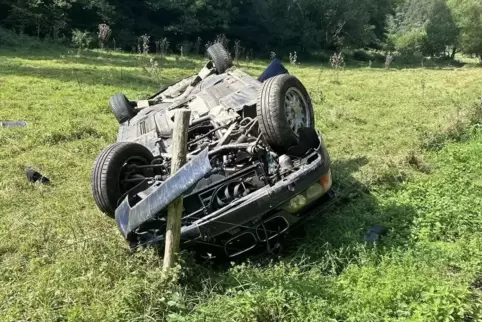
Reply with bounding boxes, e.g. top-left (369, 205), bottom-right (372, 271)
top-left (163, 109), bottom-right (191, 270)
